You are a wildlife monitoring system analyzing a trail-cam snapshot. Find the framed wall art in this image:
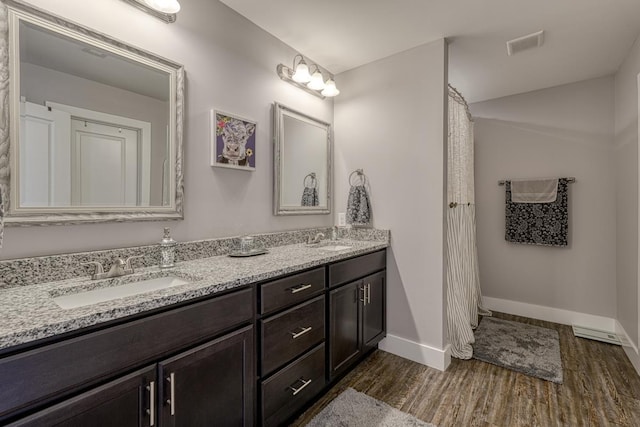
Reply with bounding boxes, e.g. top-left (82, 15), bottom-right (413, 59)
top-left (210, 109), bottom-right (256, 171)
